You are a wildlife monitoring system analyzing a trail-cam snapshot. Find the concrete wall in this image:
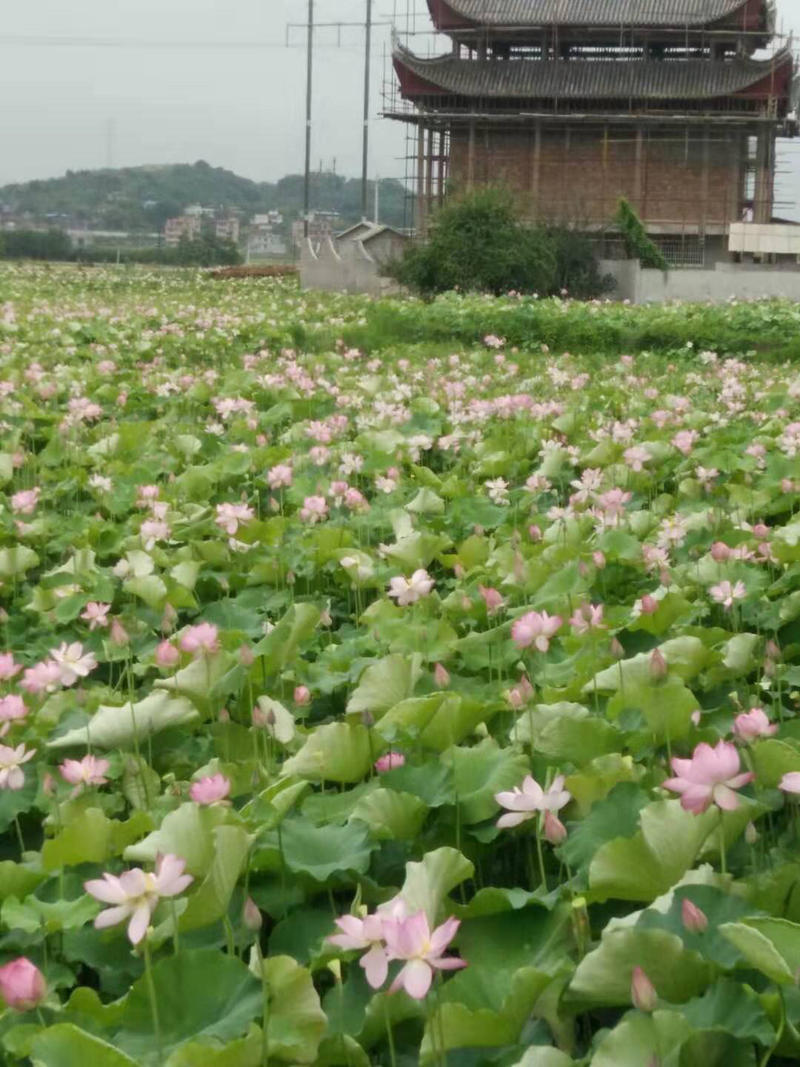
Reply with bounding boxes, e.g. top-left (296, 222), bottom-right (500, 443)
top-left (600, 258), bottom-right (800, 304)
top-left (300, 237), bottom-right (401, 297)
